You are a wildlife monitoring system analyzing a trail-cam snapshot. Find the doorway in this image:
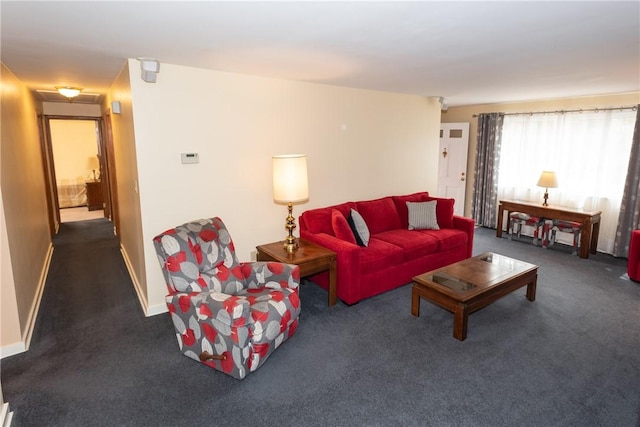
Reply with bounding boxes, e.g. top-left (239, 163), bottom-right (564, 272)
top-left (438, 123), bottom-right (470, 217)
top-left (40, 115), bottom-right (113, 231)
